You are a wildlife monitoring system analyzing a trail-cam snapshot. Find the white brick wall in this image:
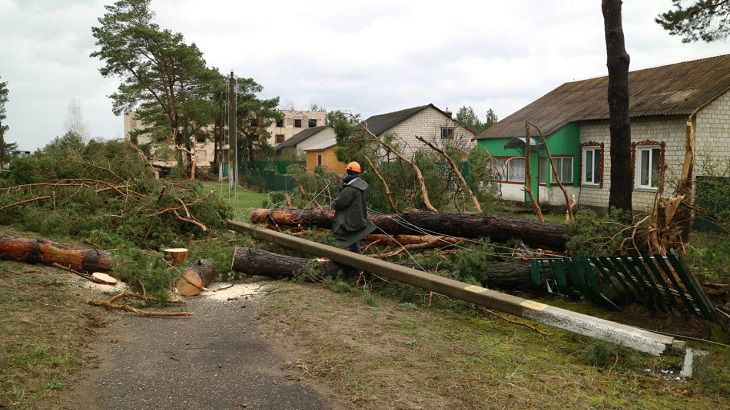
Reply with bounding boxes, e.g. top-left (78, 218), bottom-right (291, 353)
top-left (382, 107), bottom-right (476, 158)
top-left (696, 91), bottom-right (730, 174)
top-left (578, 117), bottom-right (688, 211)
